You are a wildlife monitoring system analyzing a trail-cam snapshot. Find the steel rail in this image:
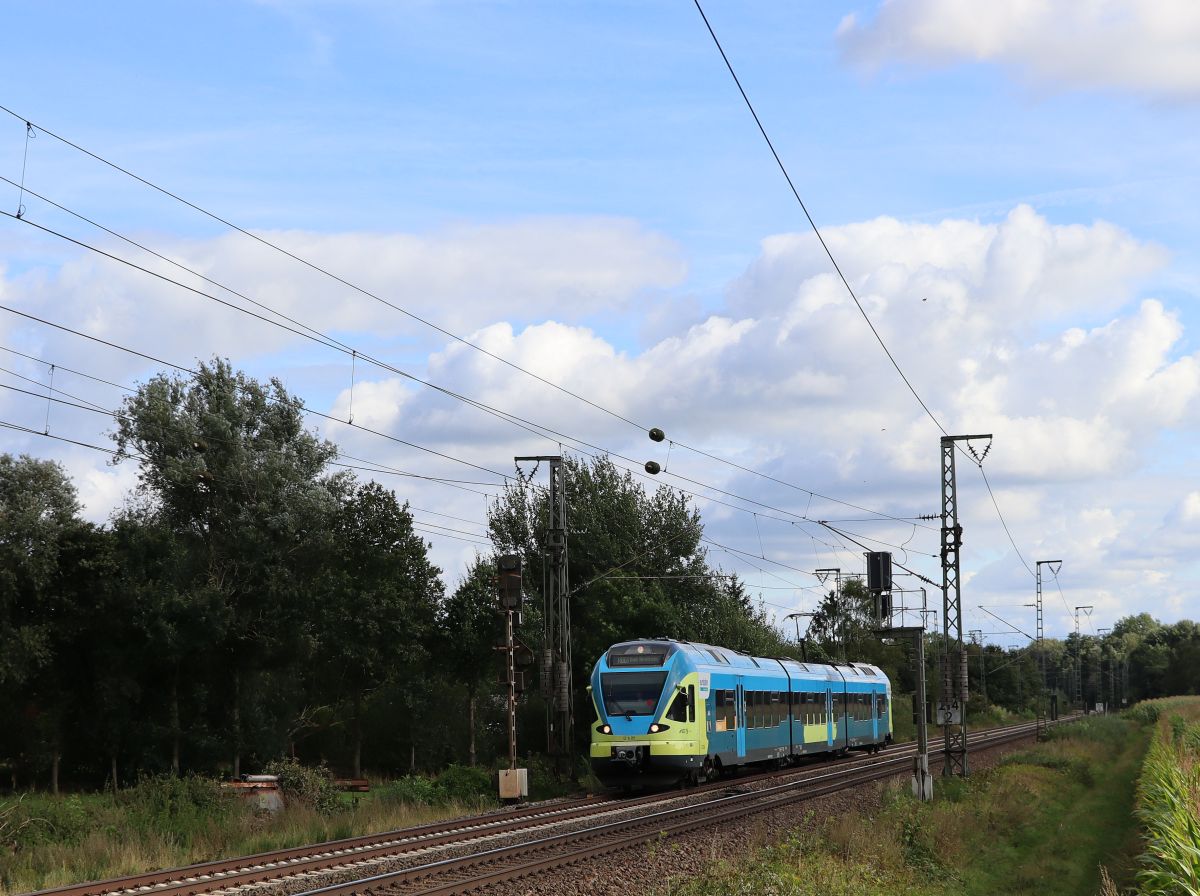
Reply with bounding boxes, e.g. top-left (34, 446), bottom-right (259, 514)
top-left (26, 717), bottom-right (1058, 896)
top-left (22, 795), bottom-right (617, 896)
top-left (289, 721), bottom-right (1048, 896)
